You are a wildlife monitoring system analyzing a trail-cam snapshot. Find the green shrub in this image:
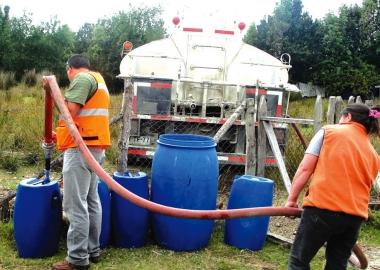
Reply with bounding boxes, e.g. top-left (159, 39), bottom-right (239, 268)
top-left (368, 209), bottom-right (380, 229)
top-left (0, 71), bottom-right (16, 90)
top-left (22, 69), bottom-right (37, 87)
top-left (0, 152), bottom-right (20, 172)
top-left (36, 70), bottom-right (53, 87)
